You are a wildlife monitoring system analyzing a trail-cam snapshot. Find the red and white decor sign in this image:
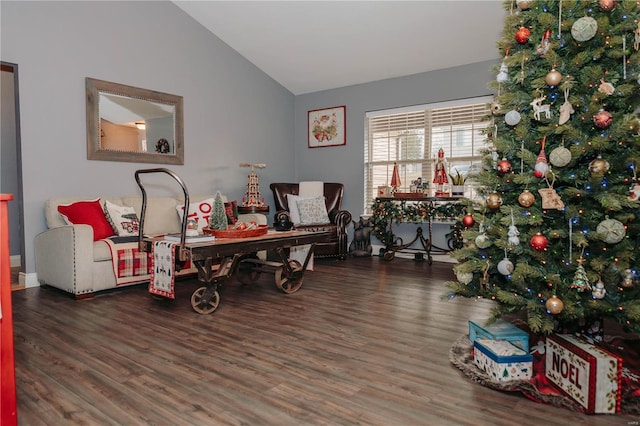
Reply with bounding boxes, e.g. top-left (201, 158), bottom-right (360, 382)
top-left (545, 334), bottom-right (622, 414)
